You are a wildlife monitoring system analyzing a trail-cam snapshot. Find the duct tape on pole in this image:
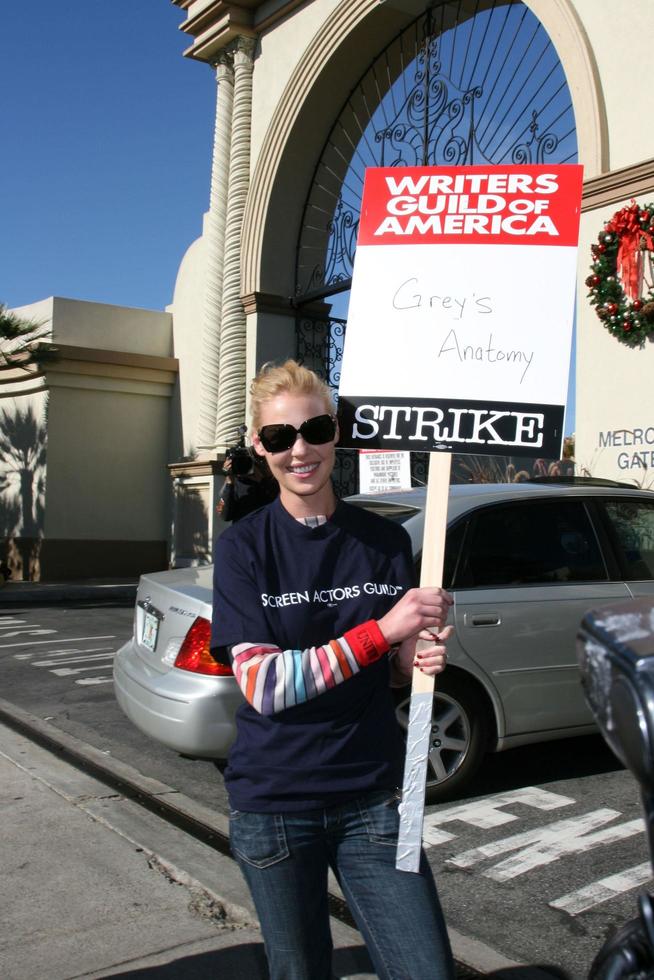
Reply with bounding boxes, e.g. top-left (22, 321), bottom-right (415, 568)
top-left (396, 449), bottom-right (450, 872)
top-left (337, 163), bottom-right (583, 873)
